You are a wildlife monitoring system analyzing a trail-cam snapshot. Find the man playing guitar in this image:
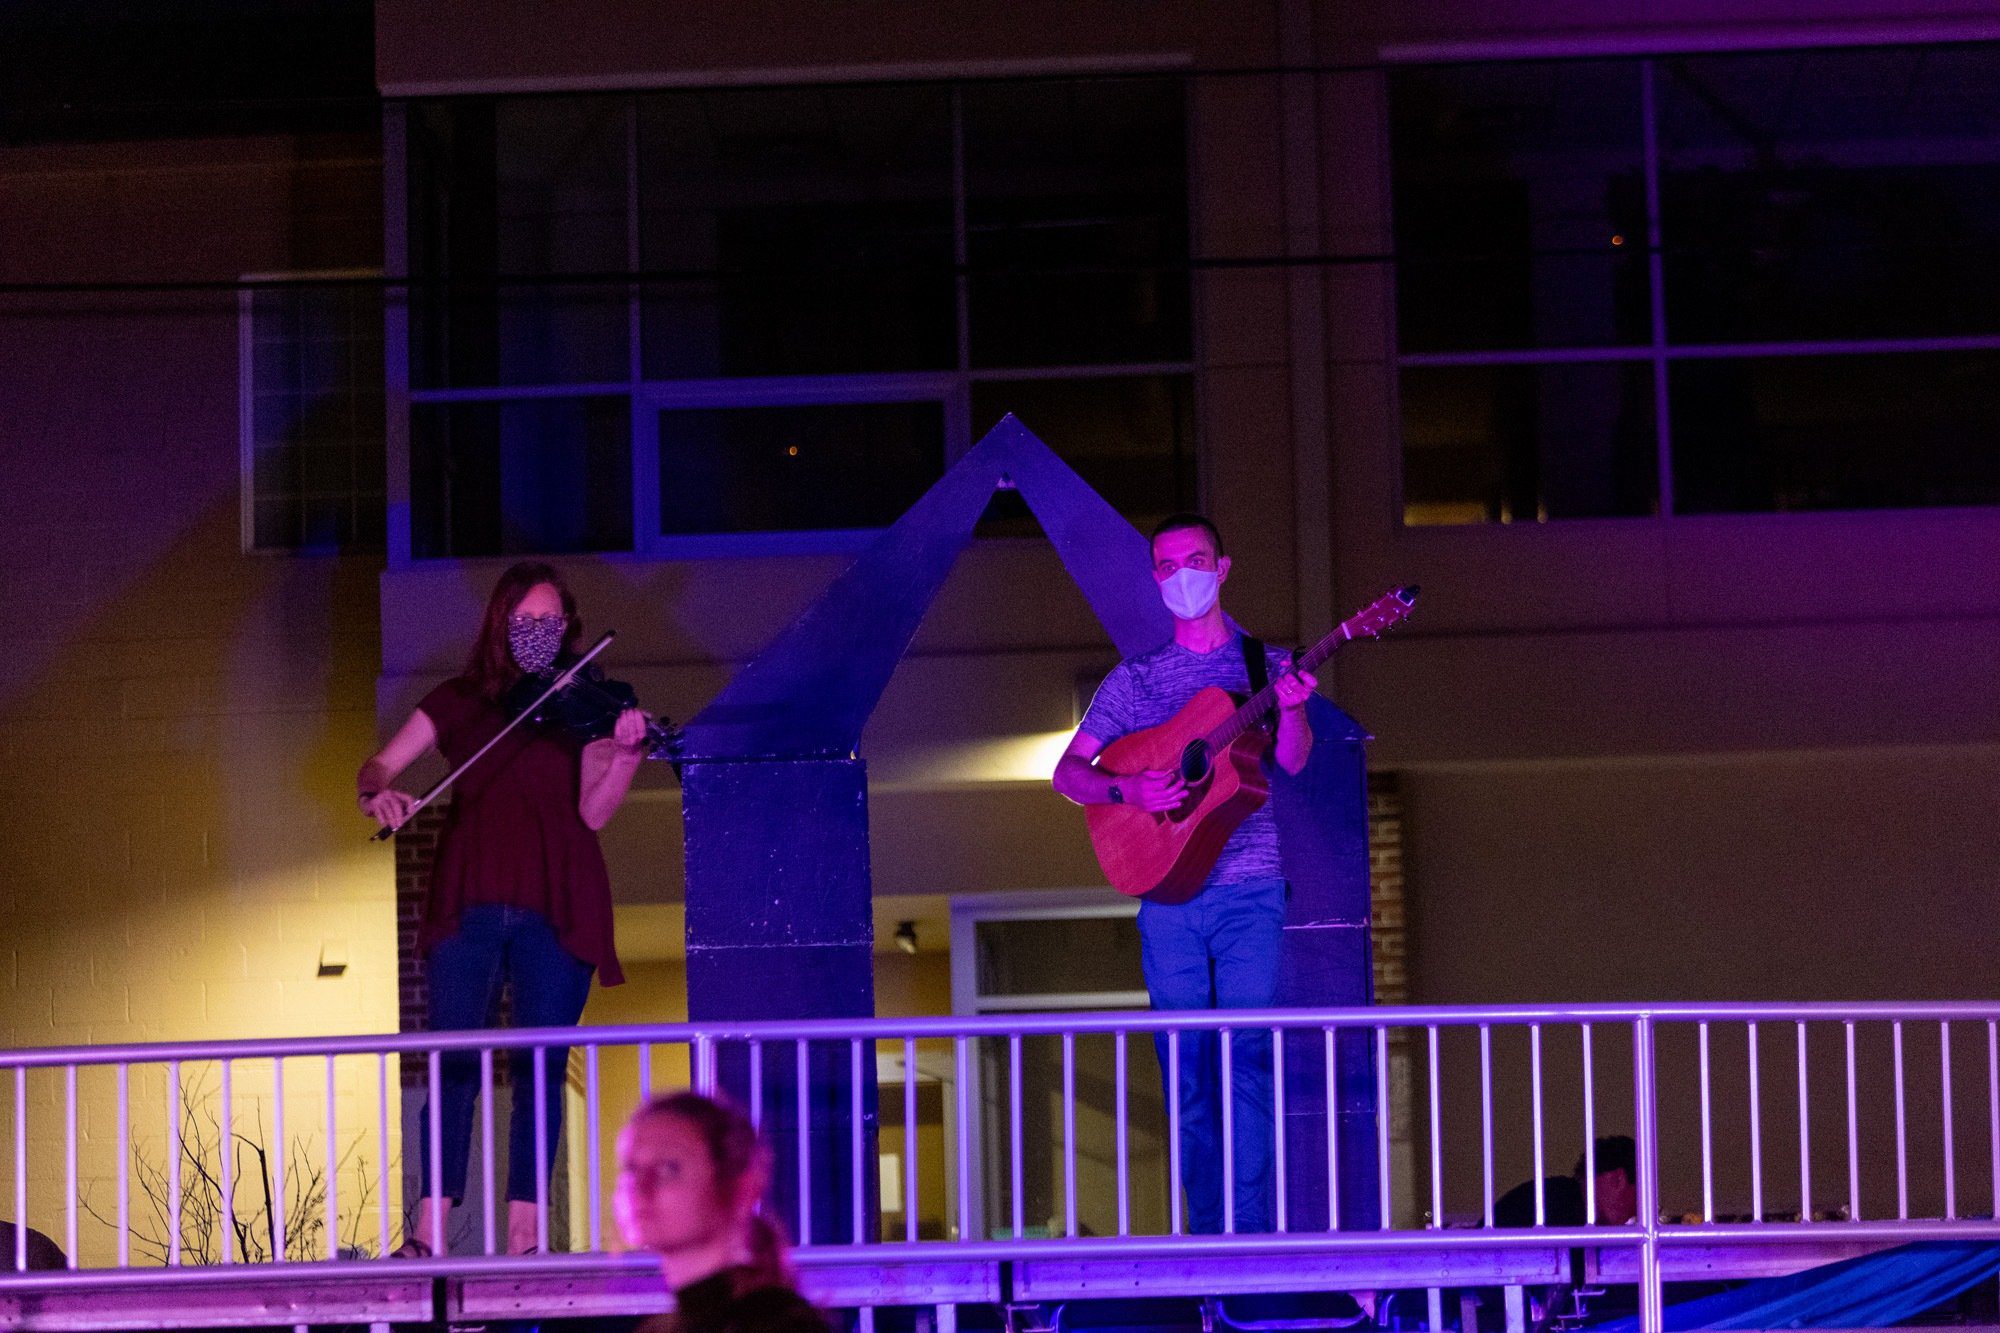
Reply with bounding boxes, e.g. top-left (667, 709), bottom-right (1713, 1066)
top-left (1053, 513), bottom-right (1317, 1235)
